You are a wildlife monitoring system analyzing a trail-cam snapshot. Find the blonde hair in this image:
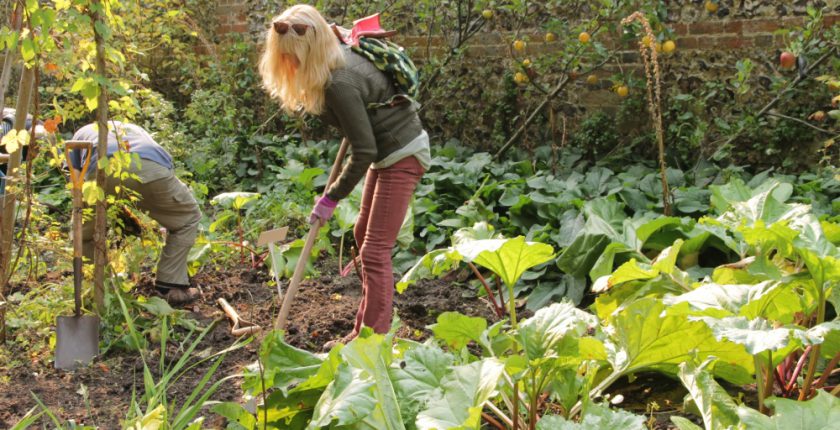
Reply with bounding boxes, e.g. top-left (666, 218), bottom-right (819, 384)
top-left (259, 5), bottom-right (345, 115)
